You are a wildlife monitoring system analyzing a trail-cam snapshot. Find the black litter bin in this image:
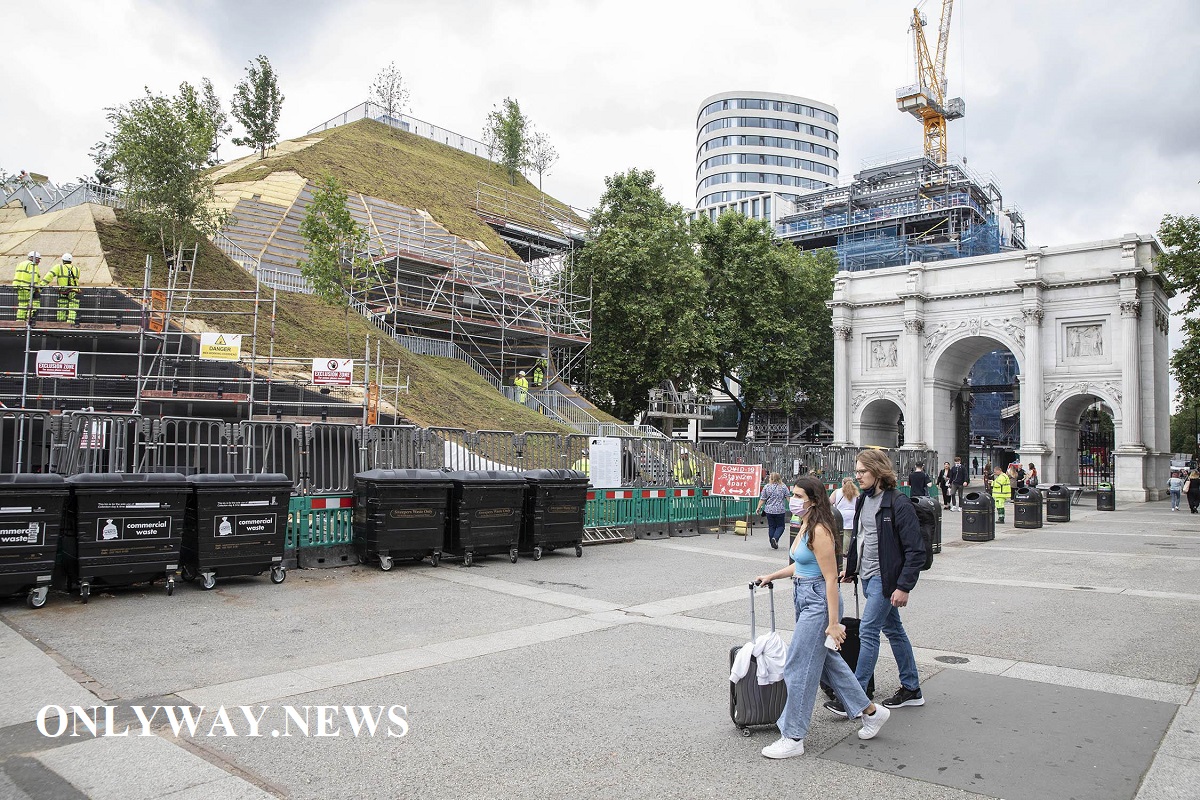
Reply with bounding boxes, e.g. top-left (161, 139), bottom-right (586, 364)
top-left (184, 474), bottom-right (292, 589)
top-left (911, 495), bottom-right (942, 568)
top-left (1097, 483), bottom-right (1115, 511)
top-left (1013, 486), bottom-right (1043, 529)
top-left (445, 470), bottom-right (525, 566)
top-left (1045, 485), bottom-right (1071, 523)
top-left (961, 491), bottom-right (996, 542)
top-left (0, 474), bottom-right (70, 609)
top-left (63, 473), bottom-right (189, 603)
top-left (520, 469), bottom-right (589, 560)
top-left (354, 469), bottom-right (454, 570)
